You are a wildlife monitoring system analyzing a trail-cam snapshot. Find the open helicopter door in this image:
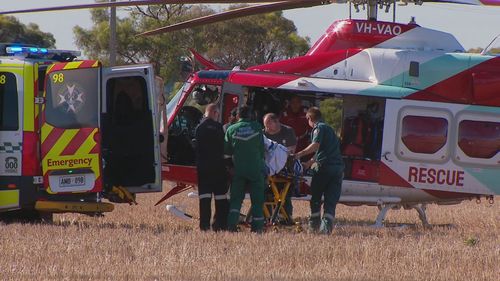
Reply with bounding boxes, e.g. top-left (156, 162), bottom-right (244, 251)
top-left (220, 82), bottom-right (245, 124)
top-left (41, 62), bottom-right (102, 194)
top-left (101, 65), bottom-right (161, 193)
